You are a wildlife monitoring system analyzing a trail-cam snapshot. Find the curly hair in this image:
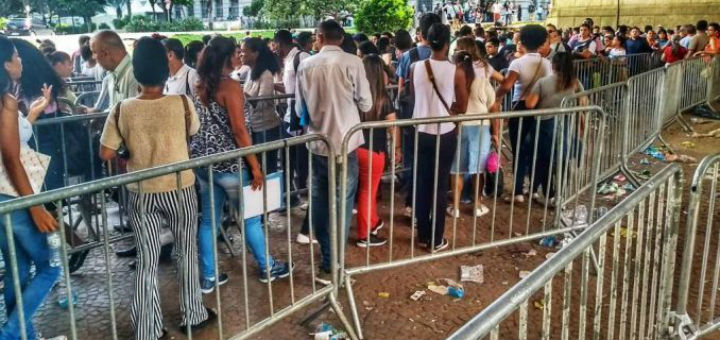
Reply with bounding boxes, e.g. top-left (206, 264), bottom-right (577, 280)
top-left (196, 36), bottom-right (236, 105)
top-left (11, 38), bottom-right (64, 101)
